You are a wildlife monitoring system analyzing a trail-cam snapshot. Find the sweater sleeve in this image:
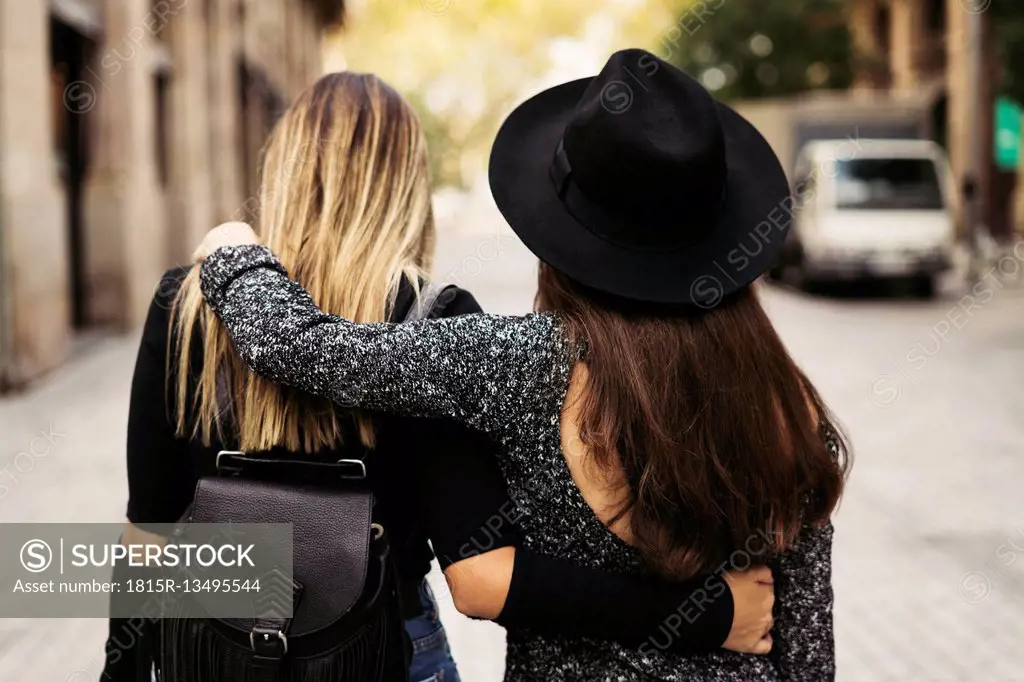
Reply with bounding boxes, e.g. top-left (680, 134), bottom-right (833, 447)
top-left (200, 245), bottom-right (573, 441)
top-left (769, 428), bottom-right (841, 680)
top-left (770, 521), bottom-right (835, 680)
